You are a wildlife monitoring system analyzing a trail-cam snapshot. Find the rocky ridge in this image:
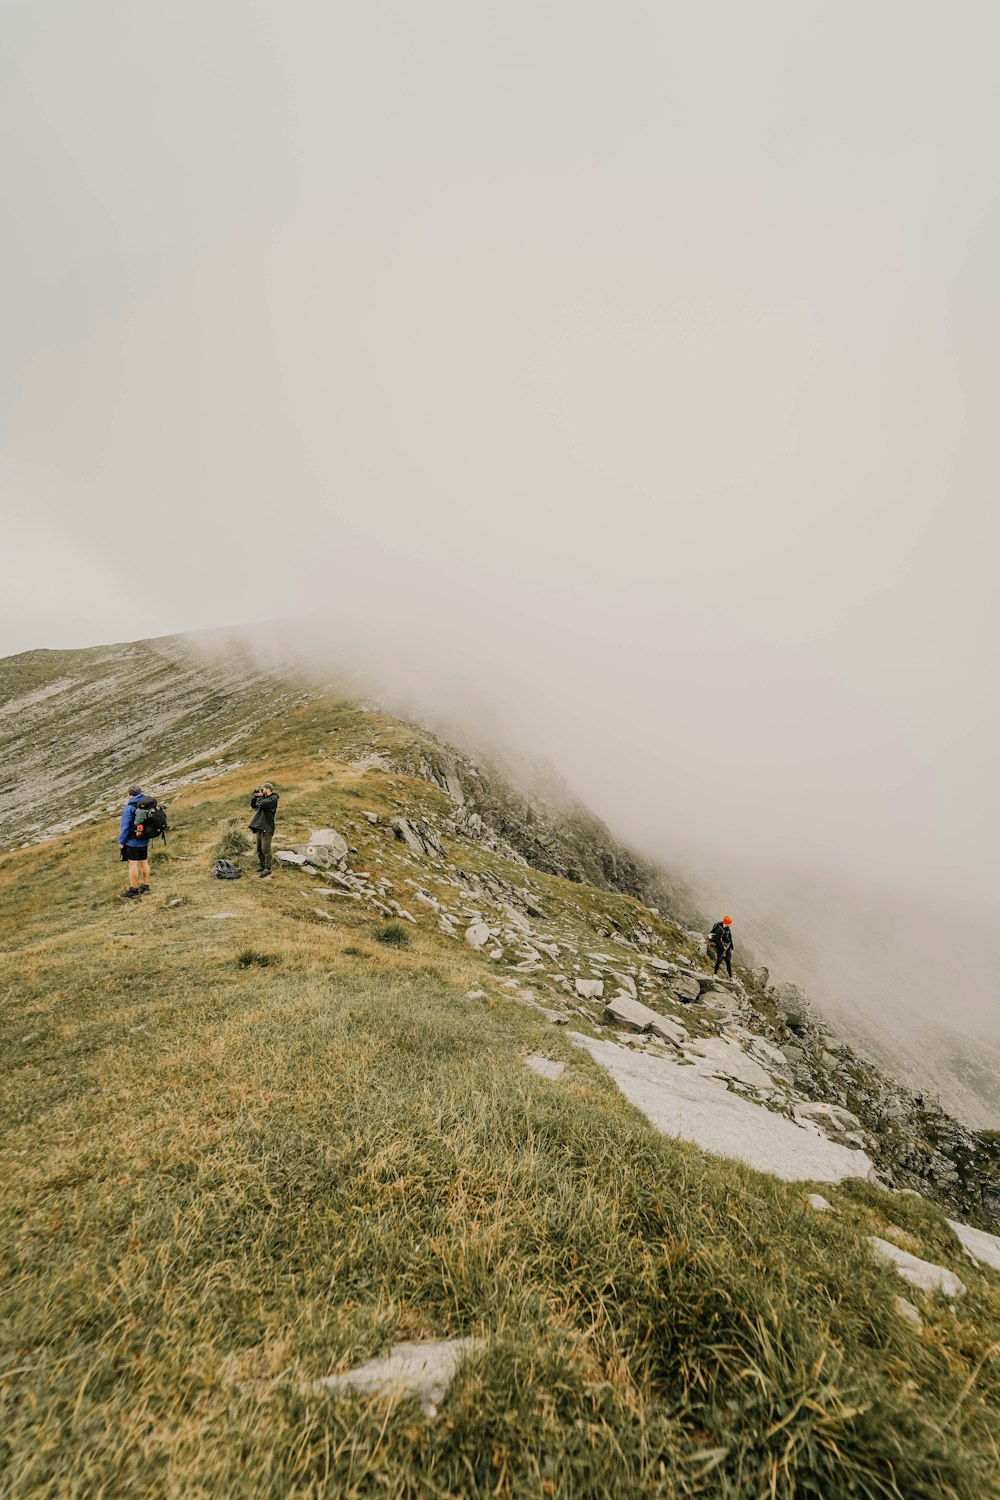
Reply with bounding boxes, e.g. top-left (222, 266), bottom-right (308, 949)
top-left (258, 753), bottom-right (1000, 1233)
